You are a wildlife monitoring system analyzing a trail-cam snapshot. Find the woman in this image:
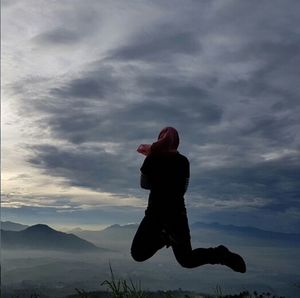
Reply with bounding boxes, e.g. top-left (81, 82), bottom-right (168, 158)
top-left (131, 127), bottom-right (246, 273)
